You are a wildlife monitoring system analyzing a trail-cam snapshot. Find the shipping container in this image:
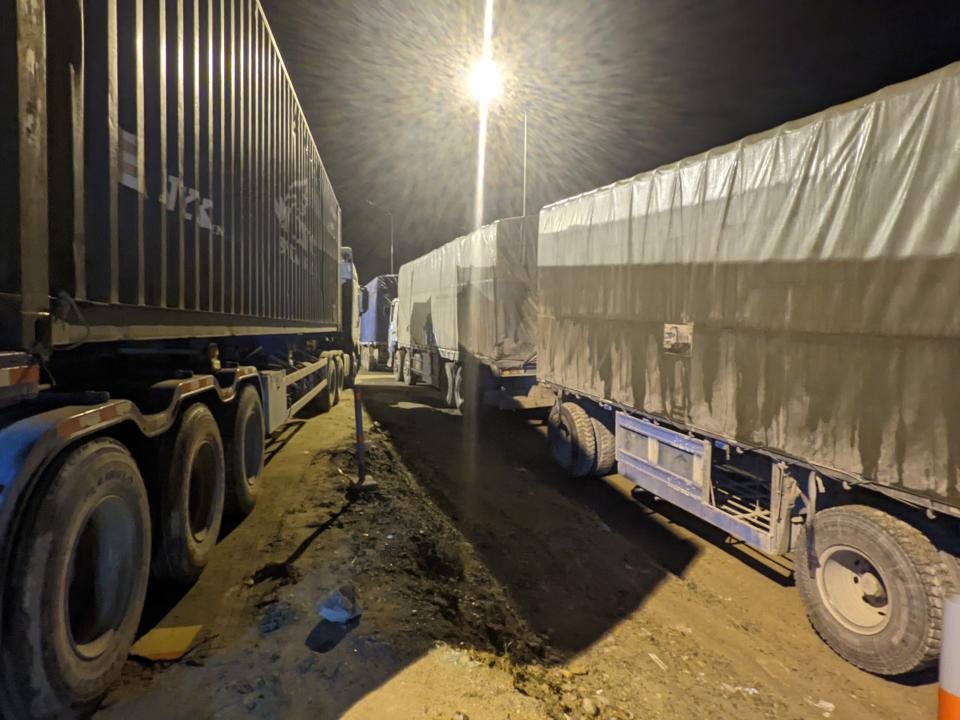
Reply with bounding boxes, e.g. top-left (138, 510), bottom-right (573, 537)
top-left (1, 0), bottom-right (342, 352)
top-left (538, 62), bottom-right (960, 675)
top-left (0, 3), bottom-right (353, 716)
